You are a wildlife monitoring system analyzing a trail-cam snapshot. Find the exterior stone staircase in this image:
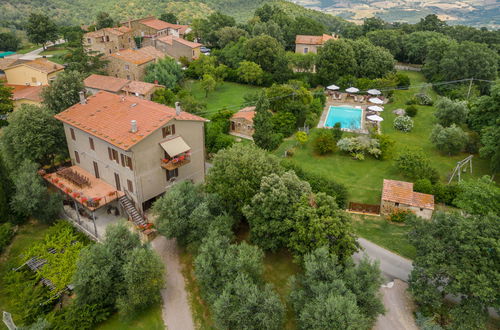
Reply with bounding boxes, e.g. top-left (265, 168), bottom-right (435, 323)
top-left (118, 195), bottom-right (147, 227)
